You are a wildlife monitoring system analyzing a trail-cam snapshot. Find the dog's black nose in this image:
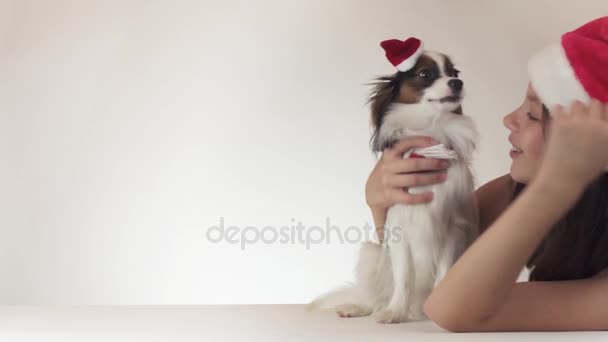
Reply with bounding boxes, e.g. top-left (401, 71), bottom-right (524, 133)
top-left (448, 79), bottom-right (463, 91)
